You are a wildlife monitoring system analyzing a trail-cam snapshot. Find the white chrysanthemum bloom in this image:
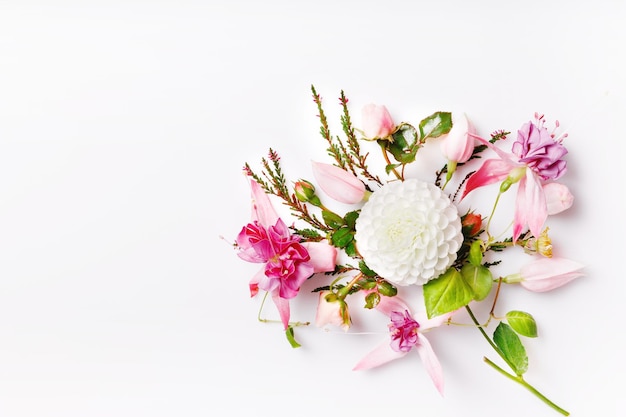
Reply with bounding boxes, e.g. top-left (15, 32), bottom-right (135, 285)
top-left (355, 179), bottom-right (463, 286)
